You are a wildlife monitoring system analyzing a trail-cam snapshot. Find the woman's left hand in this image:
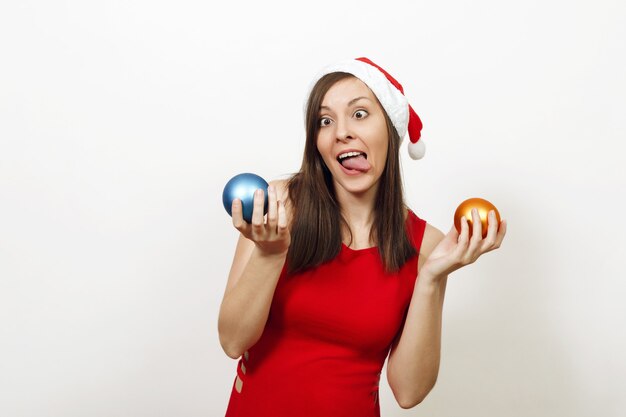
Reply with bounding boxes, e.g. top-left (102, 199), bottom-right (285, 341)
top-left (421, 209), bottom-right (507, 280)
